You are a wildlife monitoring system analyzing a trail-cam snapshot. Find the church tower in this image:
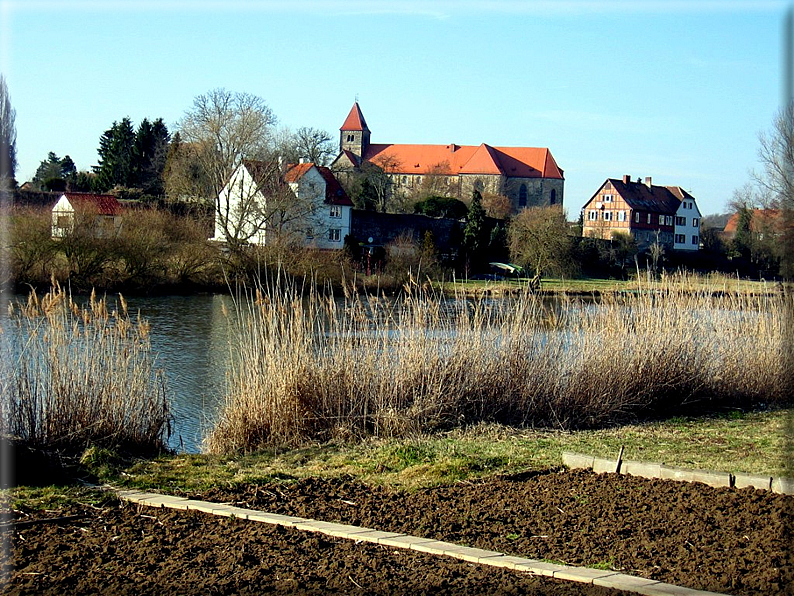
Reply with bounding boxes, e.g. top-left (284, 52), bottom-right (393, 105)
top-left (339, 102), bottom-right (370, 159)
